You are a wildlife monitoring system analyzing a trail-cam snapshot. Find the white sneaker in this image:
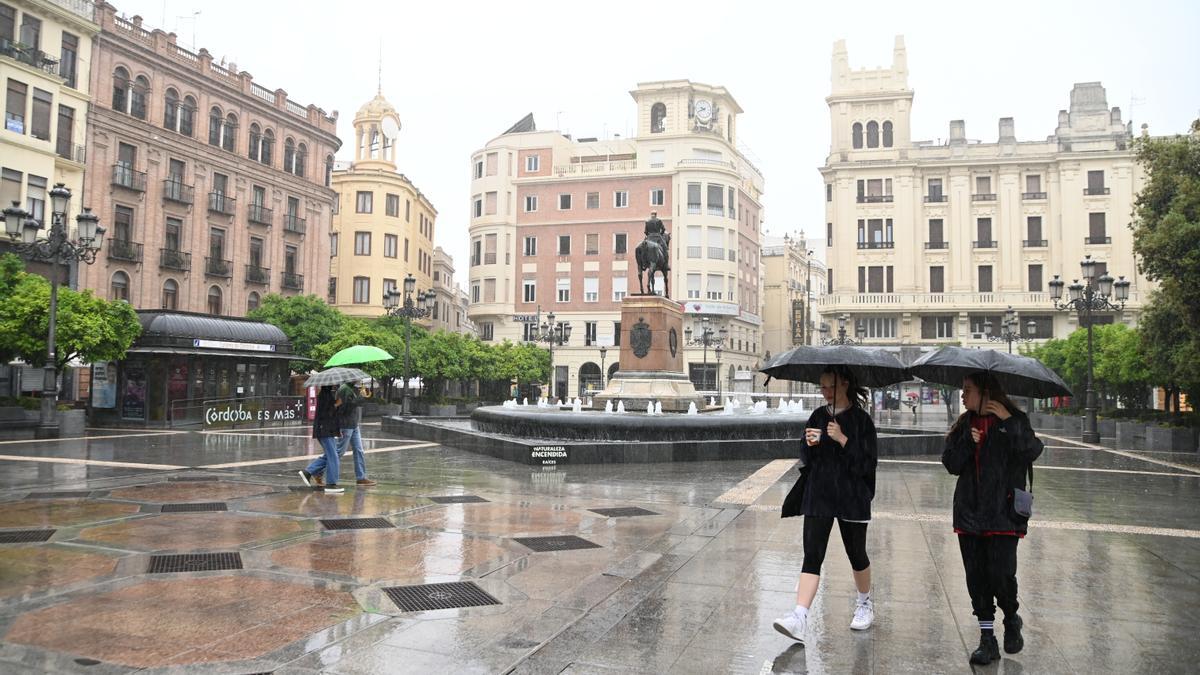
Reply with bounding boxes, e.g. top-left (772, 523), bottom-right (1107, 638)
top-left (850, 598), bottom-right (874, 630)
top-left (772, 611), bottom-right (806, 643)
top-left (342, 450), bottom-right (352, 457)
